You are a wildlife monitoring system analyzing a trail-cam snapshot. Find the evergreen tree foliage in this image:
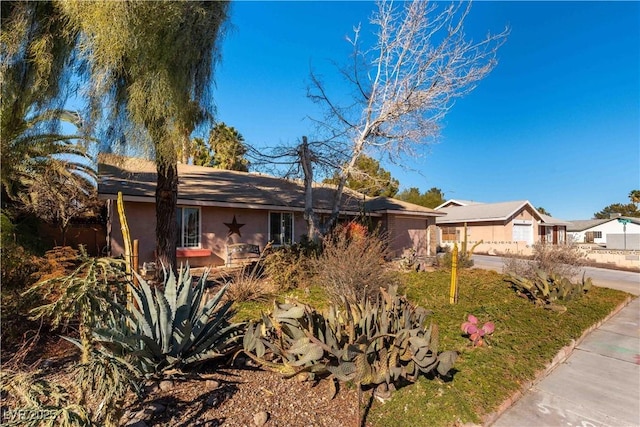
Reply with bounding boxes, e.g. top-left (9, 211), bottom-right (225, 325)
top-left (536, 207), bottom-right (551, 216)
top-left (60, 1), bottom-right (230, 270)
top-left (396, 187), bottom-right (445, 208)
top-left (594, 203), bottom-right (640, 219)
top-left (323, 155), bottom-right (399, 197)
top-left (1, 2), bottom-right (93, 206)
